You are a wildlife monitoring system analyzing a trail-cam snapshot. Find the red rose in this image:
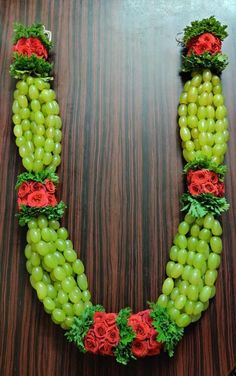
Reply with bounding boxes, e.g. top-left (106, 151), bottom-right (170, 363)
top-left (202, 182), bottom-right (218, 195)
top-left (94, 322), bottom-right (107, 339)
top-left (84, 330), bottom-right (99, 354)
top-left (27, 189), bottom-right (49, 207)
top-left (98, 340), bottom-right (113, 356)
top-left (13, 37), bottom-right (48, 59)
top-left (44, 179), bottom-right (56, 193)
top-left (106, 327), bottom-right (120, 345)
top-left (18, 181), bottom-right (31, 198)
top-left (93, 312), bottom-right (106, 322)
top-left (128, 316), bottom-right (149, 340)
top-left (187, 169), bottom-right (195, 184)
top-left (47, 194), bottom-right (57, 207)
top-left (208, 171), bottom-right (219, 184)
top-left (217, 182), bottom-right (225, 197)
top-left (191, 169), bottom-right (211, 184)
top-left (138, 310), bottom-right (153, 326)
top-left (187, 32), bottom-right (222, 56)
top-left (188, 183), bottom-right (202, 196)
top-left (31, 181), bottom-right (46, 191)
top-left (17, 197), bottom-right (28, 208)
top-left (131, 339), bottom-right (148, 357)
